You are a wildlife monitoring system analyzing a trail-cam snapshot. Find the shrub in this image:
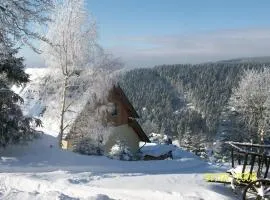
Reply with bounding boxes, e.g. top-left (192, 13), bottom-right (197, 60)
top-left (73, 137), bottom-right (104, 155)
top-left (108, 140), bottom-right (133, 161)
